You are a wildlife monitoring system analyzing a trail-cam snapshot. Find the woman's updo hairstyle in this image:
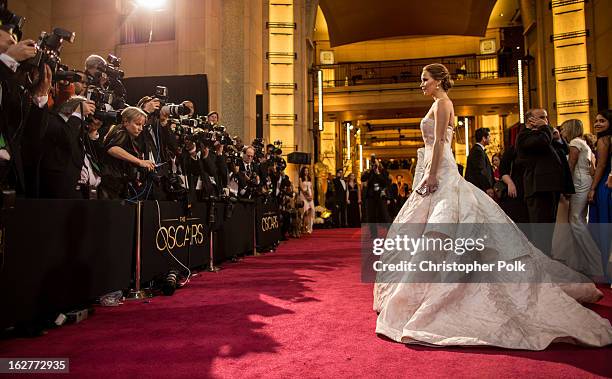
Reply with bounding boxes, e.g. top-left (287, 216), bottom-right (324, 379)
top-left (423, 63), bottom-right (454, 92)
